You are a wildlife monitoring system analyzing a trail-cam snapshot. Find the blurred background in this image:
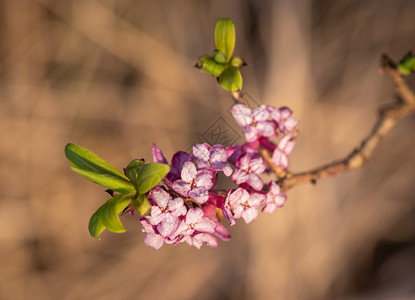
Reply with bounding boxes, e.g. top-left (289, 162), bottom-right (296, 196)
top-left (1, 0), bottom-right (415, 299)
